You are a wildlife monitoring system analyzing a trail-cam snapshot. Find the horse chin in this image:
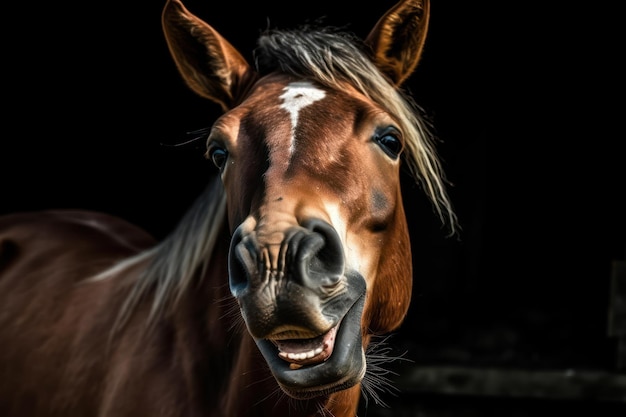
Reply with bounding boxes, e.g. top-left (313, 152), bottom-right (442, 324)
top-left (254, 275), bottom-right (367, 399)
